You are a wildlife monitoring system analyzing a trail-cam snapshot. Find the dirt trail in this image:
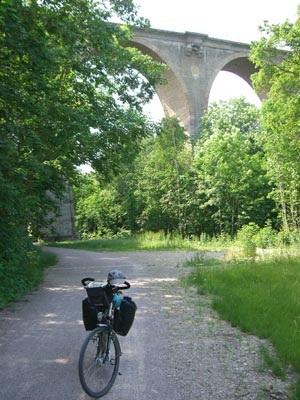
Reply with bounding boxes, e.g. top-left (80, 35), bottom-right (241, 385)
top-left (0, 248), bottom-right (293, 400)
